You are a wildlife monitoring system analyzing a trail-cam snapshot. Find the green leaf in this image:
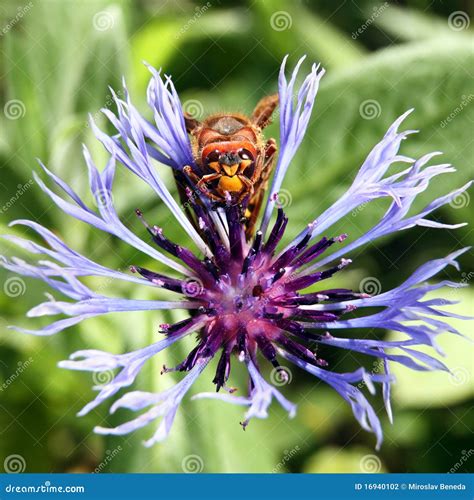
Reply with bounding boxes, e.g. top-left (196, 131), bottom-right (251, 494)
top-left (1, 0), bottom-right (128, 216)
top-left (253, 0), bottom-right (365, 69)
top-left (283, 36), bottom-right (474, 241)
top-left (374, 5), bottom-right (472, 41)
top-left (131, 9), bottom-right (247, 94)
